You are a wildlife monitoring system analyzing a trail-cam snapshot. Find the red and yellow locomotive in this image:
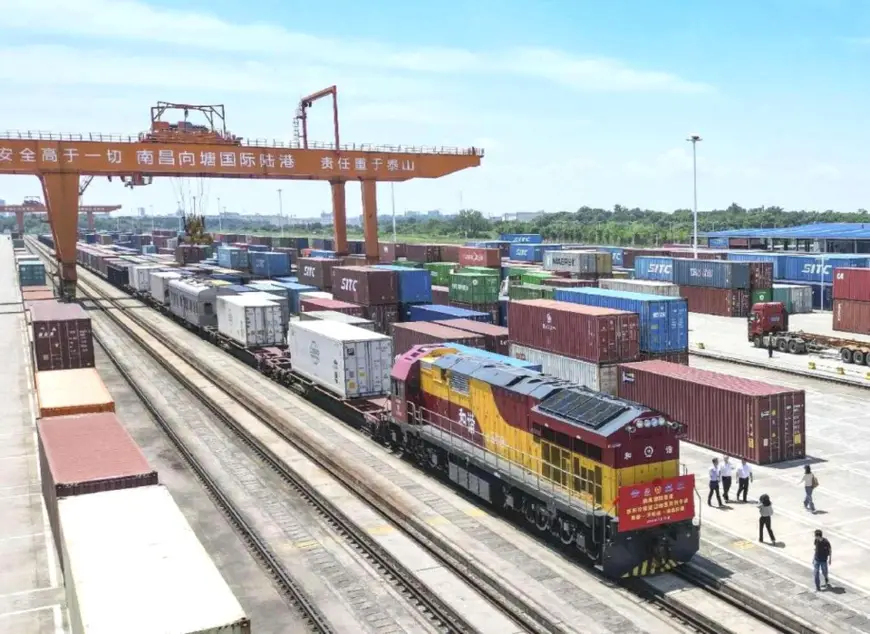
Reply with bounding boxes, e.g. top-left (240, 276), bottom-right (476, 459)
top-left (389, 345), bottom-right (700, 578)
